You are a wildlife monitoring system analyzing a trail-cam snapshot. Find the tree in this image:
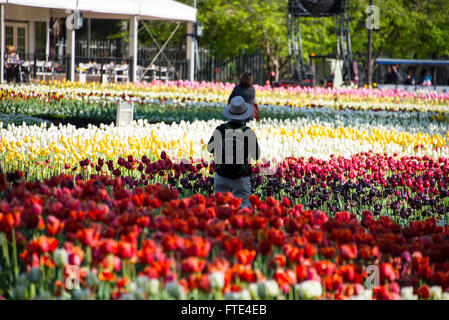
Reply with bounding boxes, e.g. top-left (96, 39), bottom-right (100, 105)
top-left (114, 0), bottom-right (449, 82)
